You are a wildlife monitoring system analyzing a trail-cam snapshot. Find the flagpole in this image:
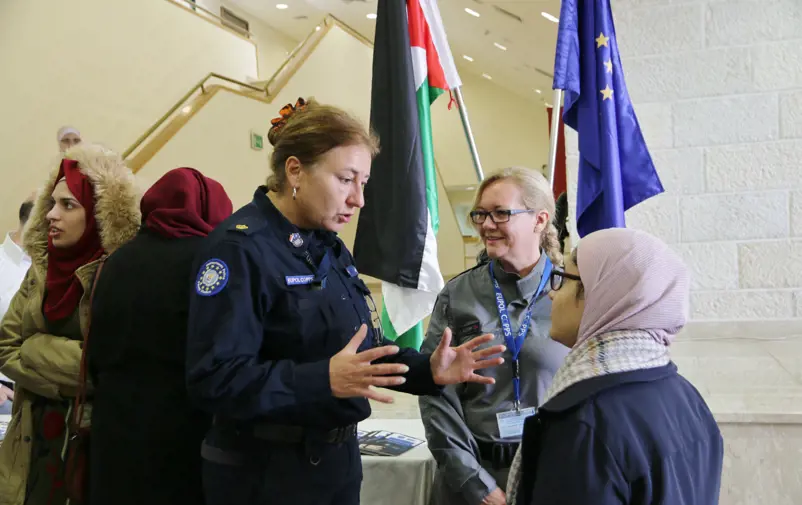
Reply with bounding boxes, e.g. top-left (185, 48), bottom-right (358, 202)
top-left (546, 88), bottom-right (564, 190)
top-left (453, 87), bottom-right (484, 181)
